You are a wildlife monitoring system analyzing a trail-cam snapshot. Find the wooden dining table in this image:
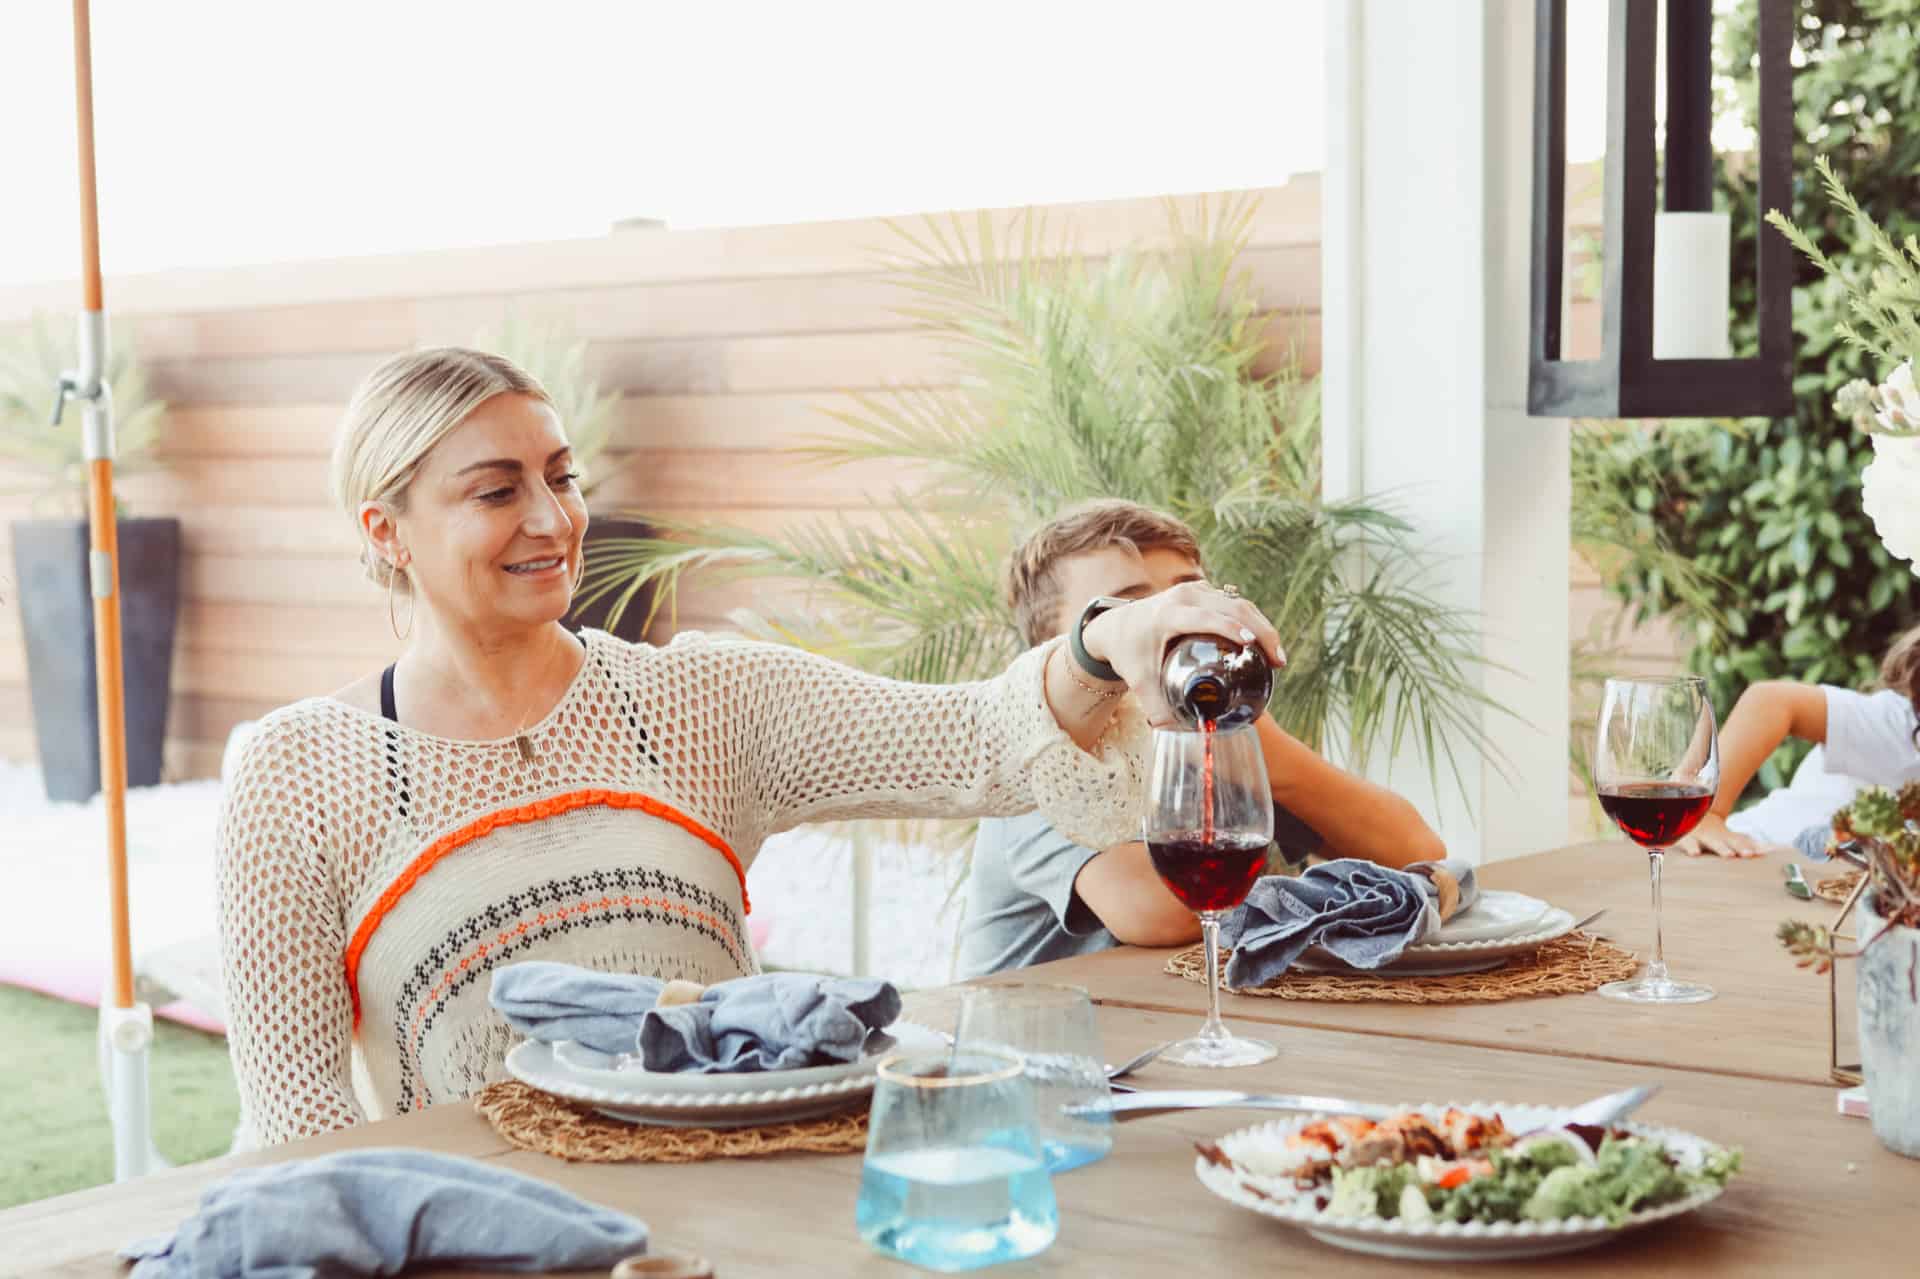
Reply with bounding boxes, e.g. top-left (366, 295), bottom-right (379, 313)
top-left (5, 840), bottom-right (1909, 1276)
